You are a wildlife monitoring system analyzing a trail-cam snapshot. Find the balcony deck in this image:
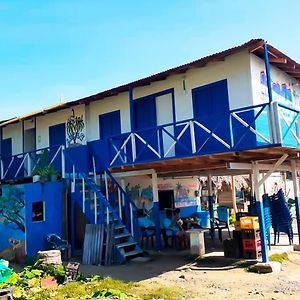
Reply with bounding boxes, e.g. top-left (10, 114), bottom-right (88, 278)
top-left (88, 101), bottom-right (300, 174)
top-left (109, 145), bottom-right (300, 175)
top-left (1, 101), bottom-right (300, 181)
